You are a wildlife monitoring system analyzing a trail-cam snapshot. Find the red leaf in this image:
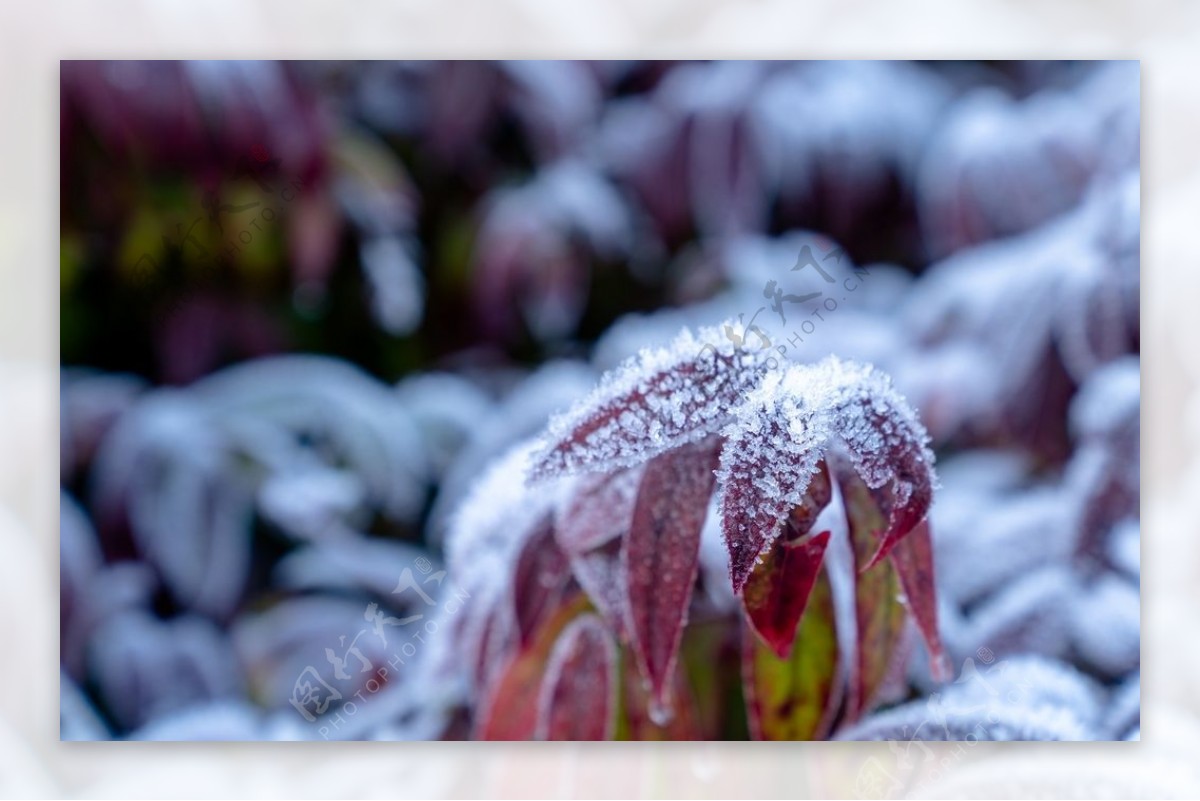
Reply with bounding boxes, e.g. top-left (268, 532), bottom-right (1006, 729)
top-left (741, 530), bottom-right (831, 658)
top-left (474, 594), bottom-right (590, 740)
top-left (529, 333), bottom-right (767, 481)
top-left (860, 470), bottom-right (933, 573)
top-left (718, 414), bottom-right (829, 594)
top-left (623, 438), bottom-right (720, 724)
top-left (739, 460), bottom-right (834, 656)
top-left (469, 602), bottom-right (516, 695)
top-left (511, 514), bottom-right (574, 647)
top-left (535, 614), bottom-right (618, 740)
top-left (889, 518), bottom-right (950, 681)
top-left (555, 469), bottom-right (644, 639)
top-left (837, 461), bottom-right (908, 722)
top-left (743, 565), bottom-right (842, 740)
top-left (555, 467), bottom-right (643, 553)
top-left (817, 363), bottom-right (935, 573)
